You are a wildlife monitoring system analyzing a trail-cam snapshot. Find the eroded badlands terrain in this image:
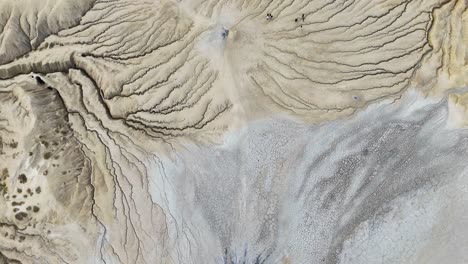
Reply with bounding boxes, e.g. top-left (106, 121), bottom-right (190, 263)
top-left (0, 0), bottom-right (467, 263)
